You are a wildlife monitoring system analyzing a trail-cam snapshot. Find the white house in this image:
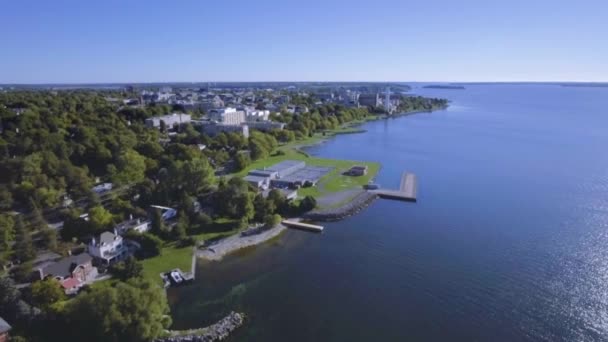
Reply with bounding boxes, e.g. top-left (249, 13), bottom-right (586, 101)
top-left (88, 231), bottom-right (129, 265)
